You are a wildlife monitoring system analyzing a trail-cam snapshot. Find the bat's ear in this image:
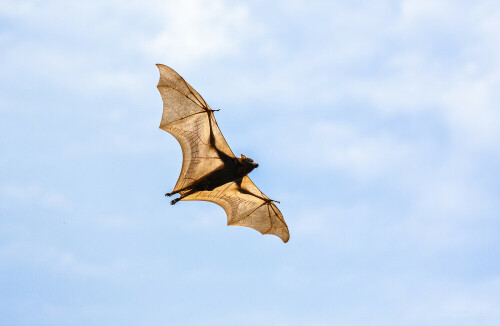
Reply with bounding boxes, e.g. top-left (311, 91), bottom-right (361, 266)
top-left (240, 154), bottom-right (247, 159)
